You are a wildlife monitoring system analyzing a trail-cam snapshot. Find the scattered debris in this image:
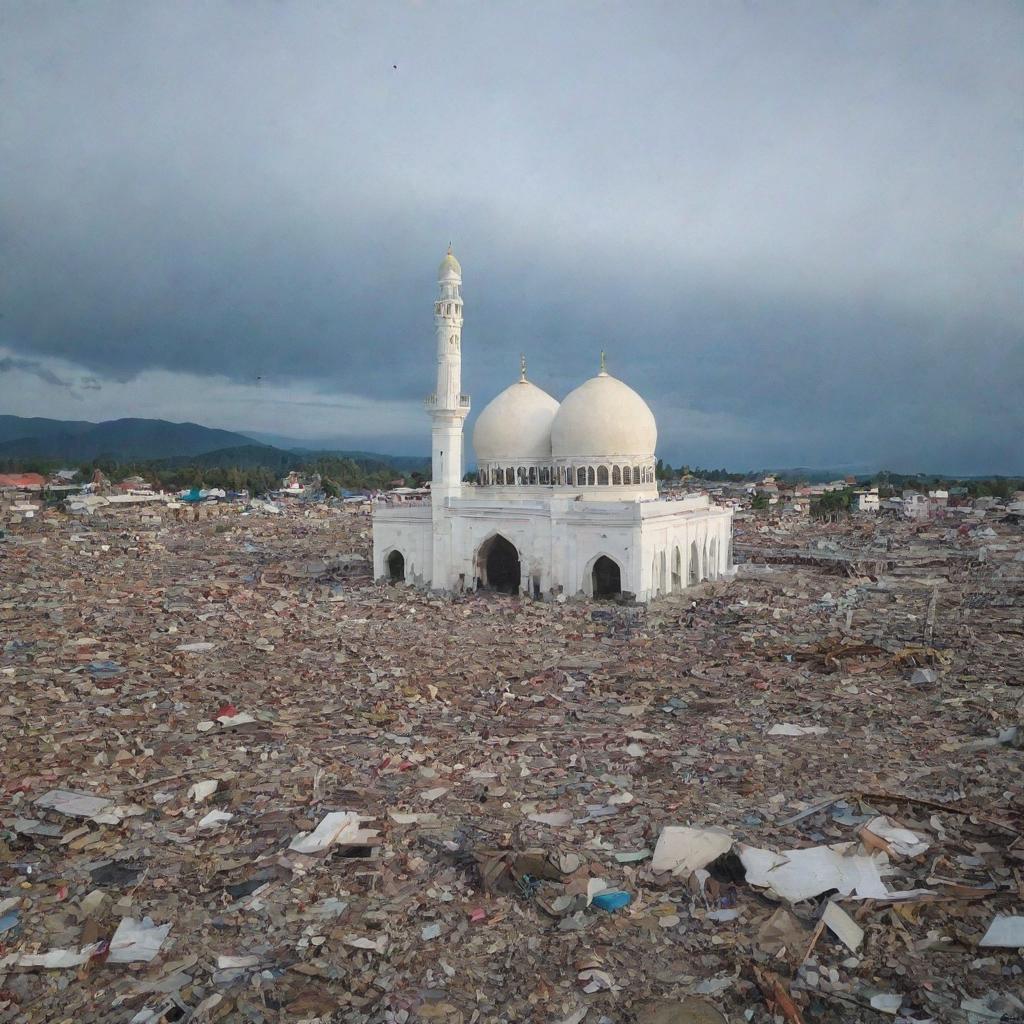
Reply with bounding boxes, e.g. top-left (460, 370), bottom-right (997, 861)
top-left (1, 505), bottom-right (1021, 1021)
